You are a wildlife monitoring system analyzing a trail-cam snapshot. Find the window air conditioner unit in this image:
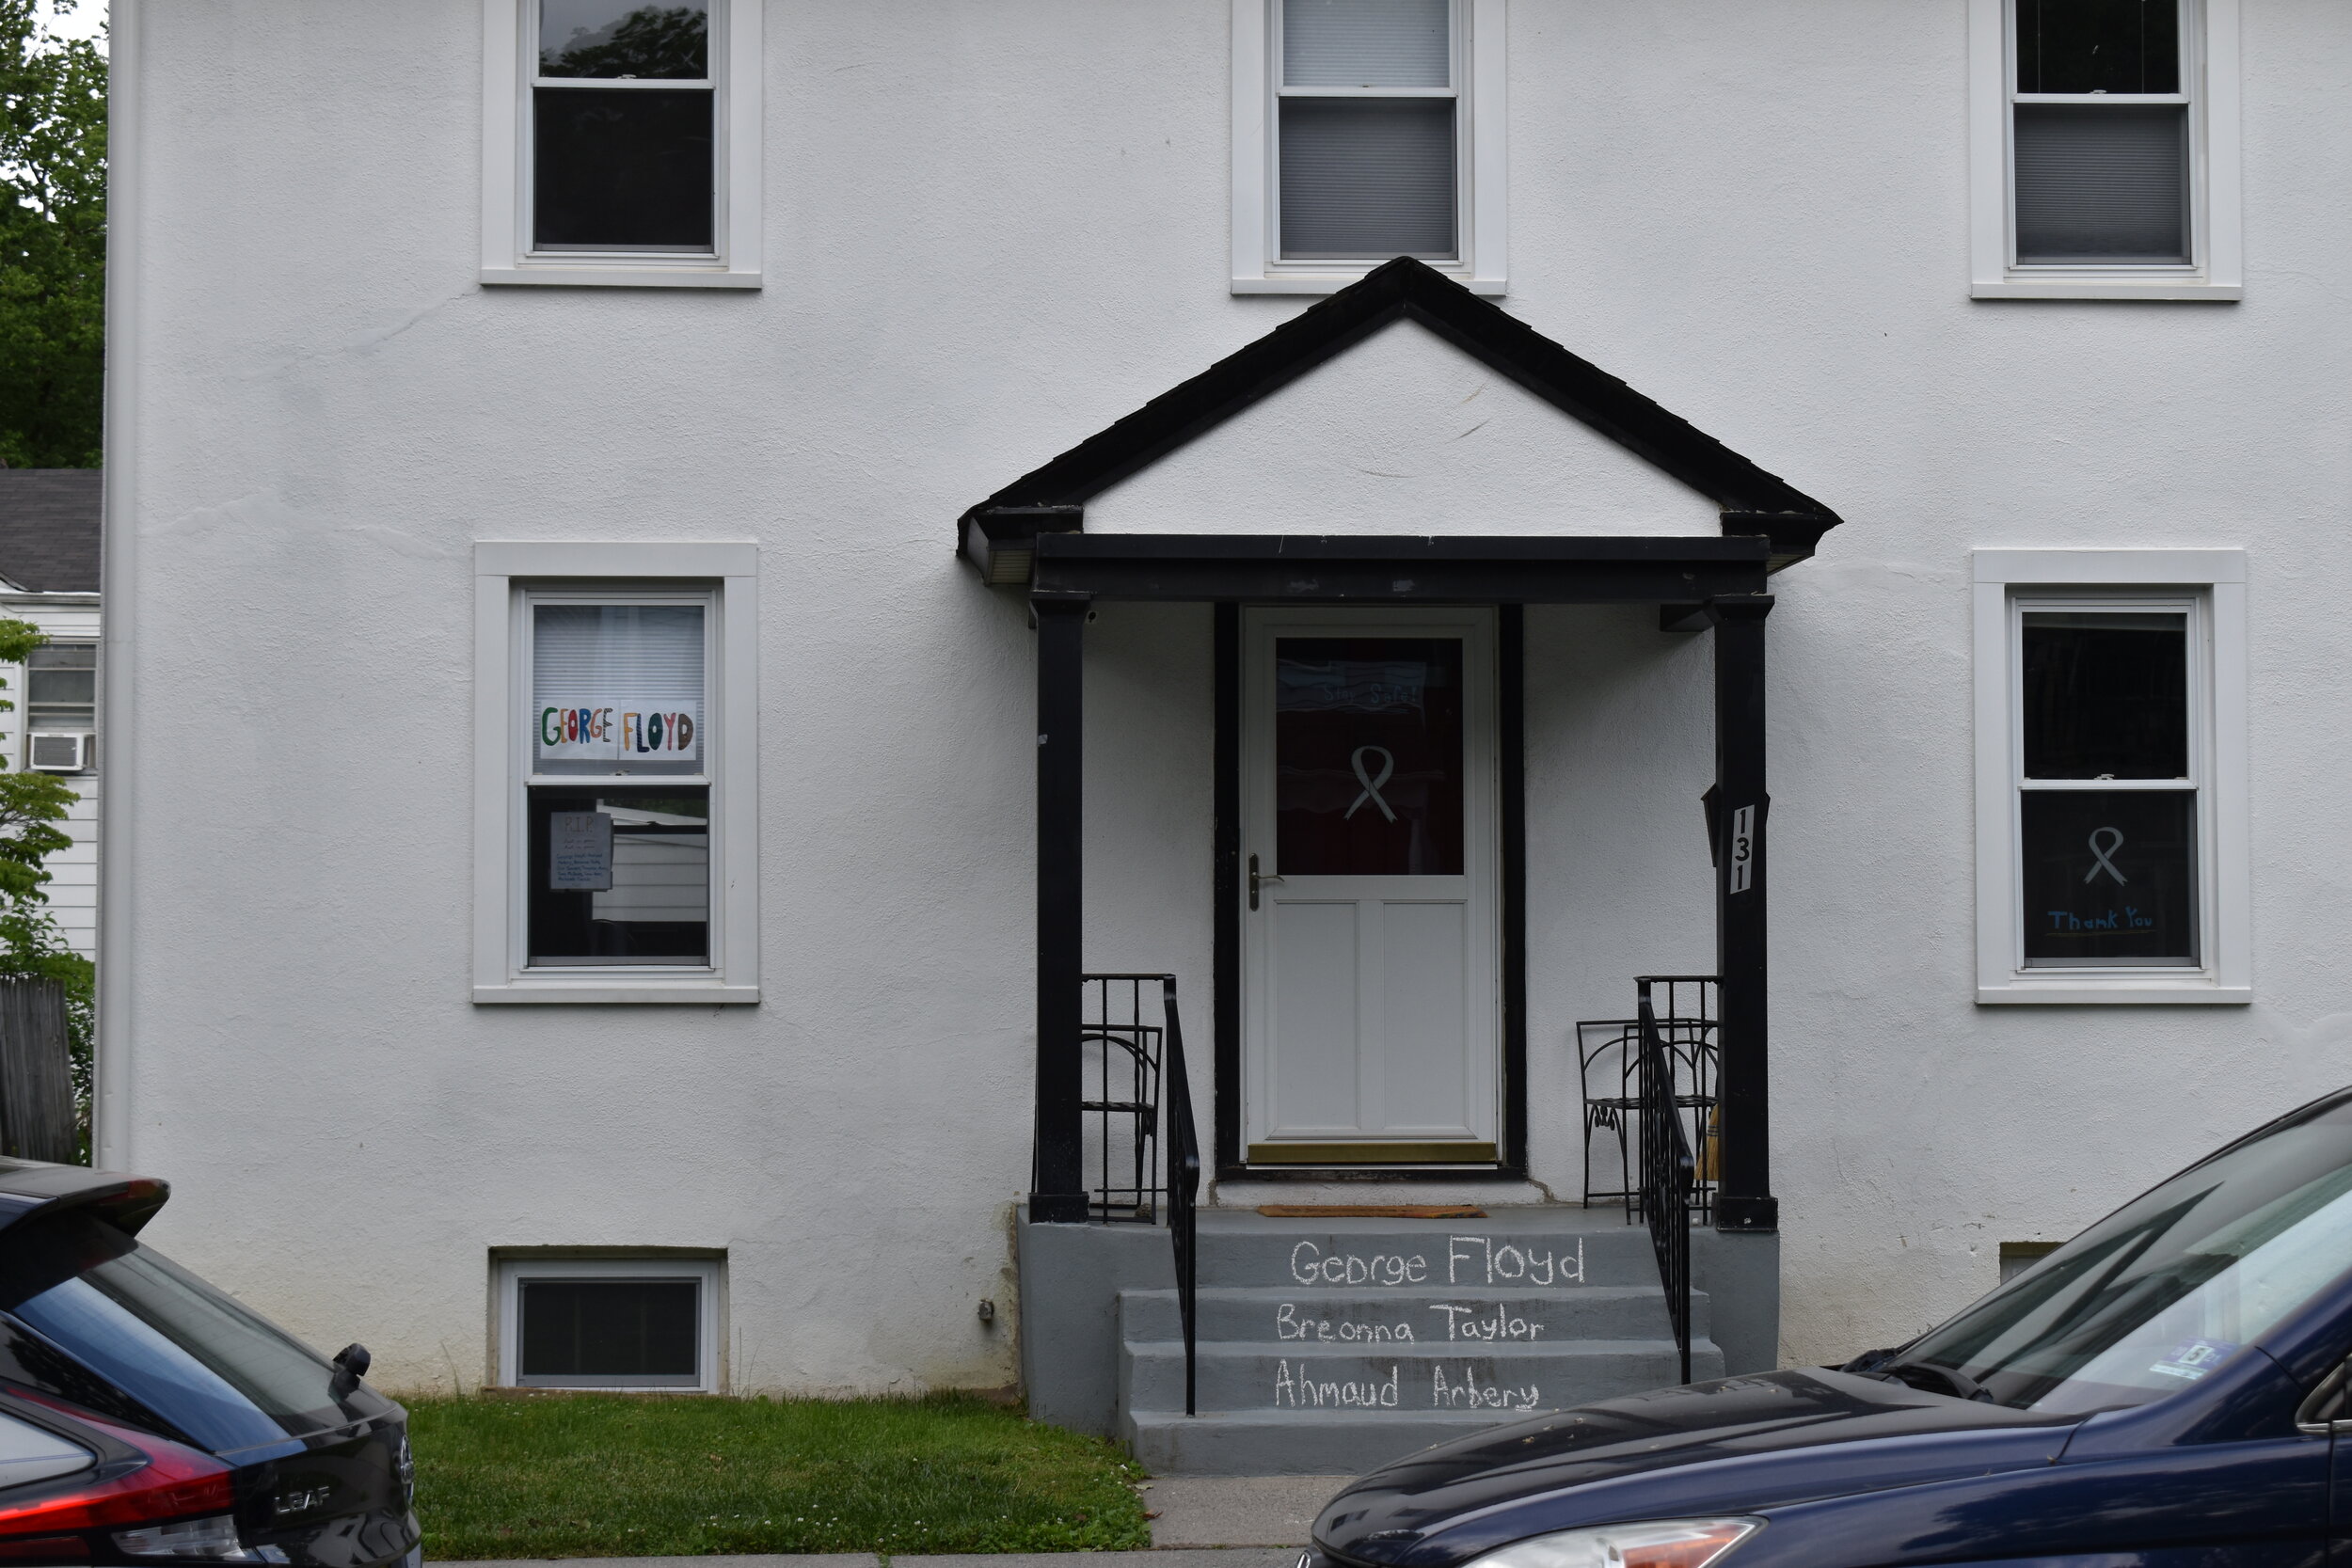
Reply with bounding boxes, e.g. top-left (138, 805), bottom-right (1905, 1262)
top-left (28, 734), bottom-right (90, 773)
